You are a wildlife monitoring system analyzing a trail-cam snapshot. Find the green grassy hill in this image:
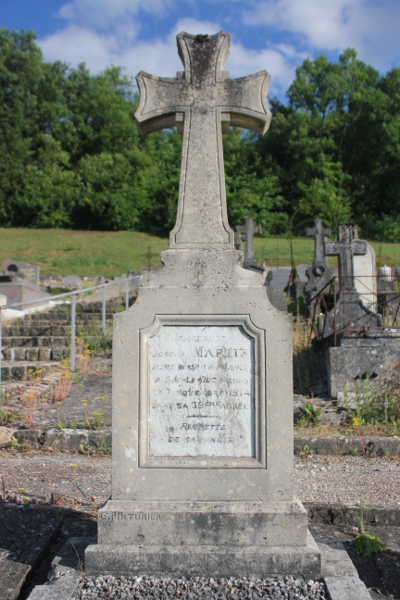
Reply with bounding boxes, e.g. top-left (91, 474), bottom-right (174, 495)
top-left (1, 228), bottom-right (399, 277)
